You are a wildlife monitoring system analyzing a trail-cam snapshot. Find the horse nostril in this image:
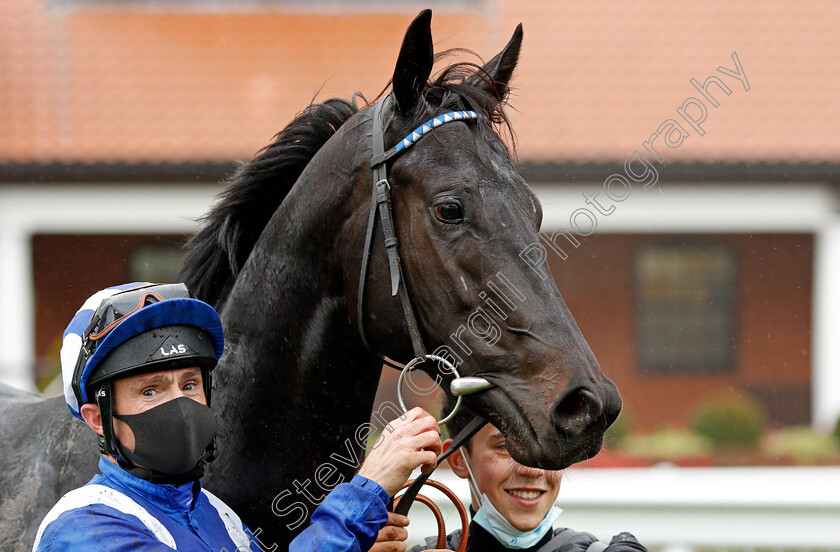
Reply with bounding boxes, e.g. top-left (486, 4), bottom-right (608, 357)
top-left (557, 389), bottom-right (588, 417)
top-left (552, 388), bottom-right (603, 436)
